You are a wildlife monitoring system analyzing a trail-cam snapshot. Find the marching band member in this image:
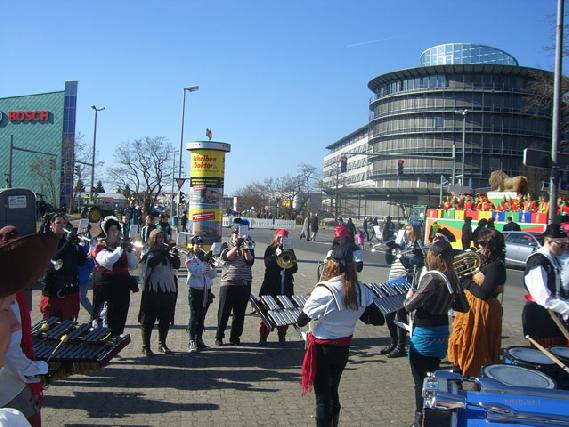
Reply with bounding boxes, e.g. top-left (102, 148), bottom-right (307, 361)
top-left (297, 244), bottom-right (383, 427)
top-left (138, 230), bottom-right (179, 356)
top-left (403, 240), bottom-right (468, 427)
top-left (186, 236), bottom-right (217, 353)
top-left (91, 217), bottom-right (139, 338)
top-left (259, 229), bottom-right (297, 345)
top-left (40, 214), bottom-right (86, 321)
top-left (0, 233), bottom-right (58, 427)
top-left (382, 224), bottom-right (424, 359)
top-left (522, 223), bottom-right (569, 347)
top-left (215, 225), bottom-right (255, 346)
top-left (325, 225), bottom-right (363, 272)
top-left (448, 228), bottom-right (506, 377)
